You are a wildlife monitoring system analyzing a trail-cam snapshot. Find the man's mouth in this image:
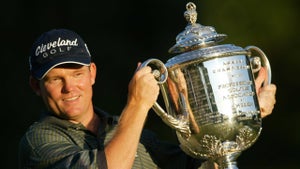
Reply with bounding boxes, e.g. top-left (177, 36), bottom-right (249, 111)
top-left (63, 96), bottom-right (80, 101)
